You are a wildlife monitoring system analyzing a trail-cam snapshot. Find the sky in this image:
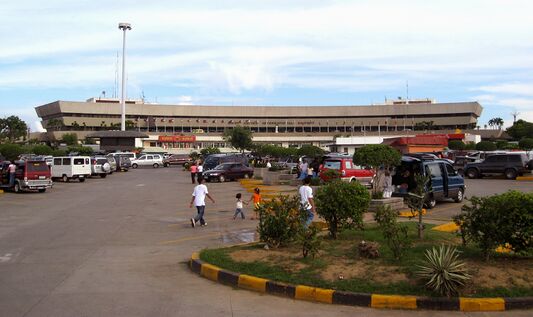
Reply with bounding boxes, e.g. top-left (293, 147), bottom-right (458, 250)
top-left (1, 0), bottom-right (532, 132)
